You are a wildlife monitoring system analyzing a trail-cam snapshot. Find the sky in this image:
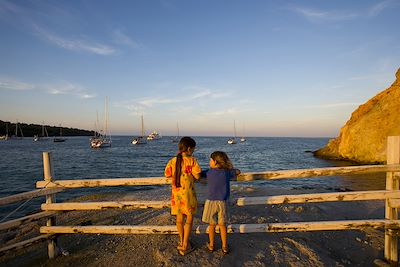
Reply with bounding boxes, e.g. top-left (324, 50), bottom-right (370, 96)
top-left (0, 0), bottom-right (399, 137)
